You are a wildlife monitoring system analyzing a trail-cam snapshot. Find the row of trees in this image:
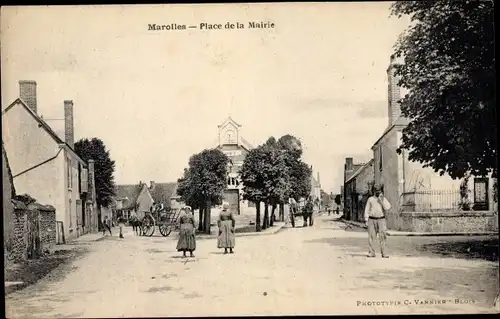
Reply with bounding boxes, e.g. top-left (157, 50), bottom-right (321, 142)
top-left (240, 135), bottom-right (312, 231)
top-left (176, 134), bottom-right (313, 234)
